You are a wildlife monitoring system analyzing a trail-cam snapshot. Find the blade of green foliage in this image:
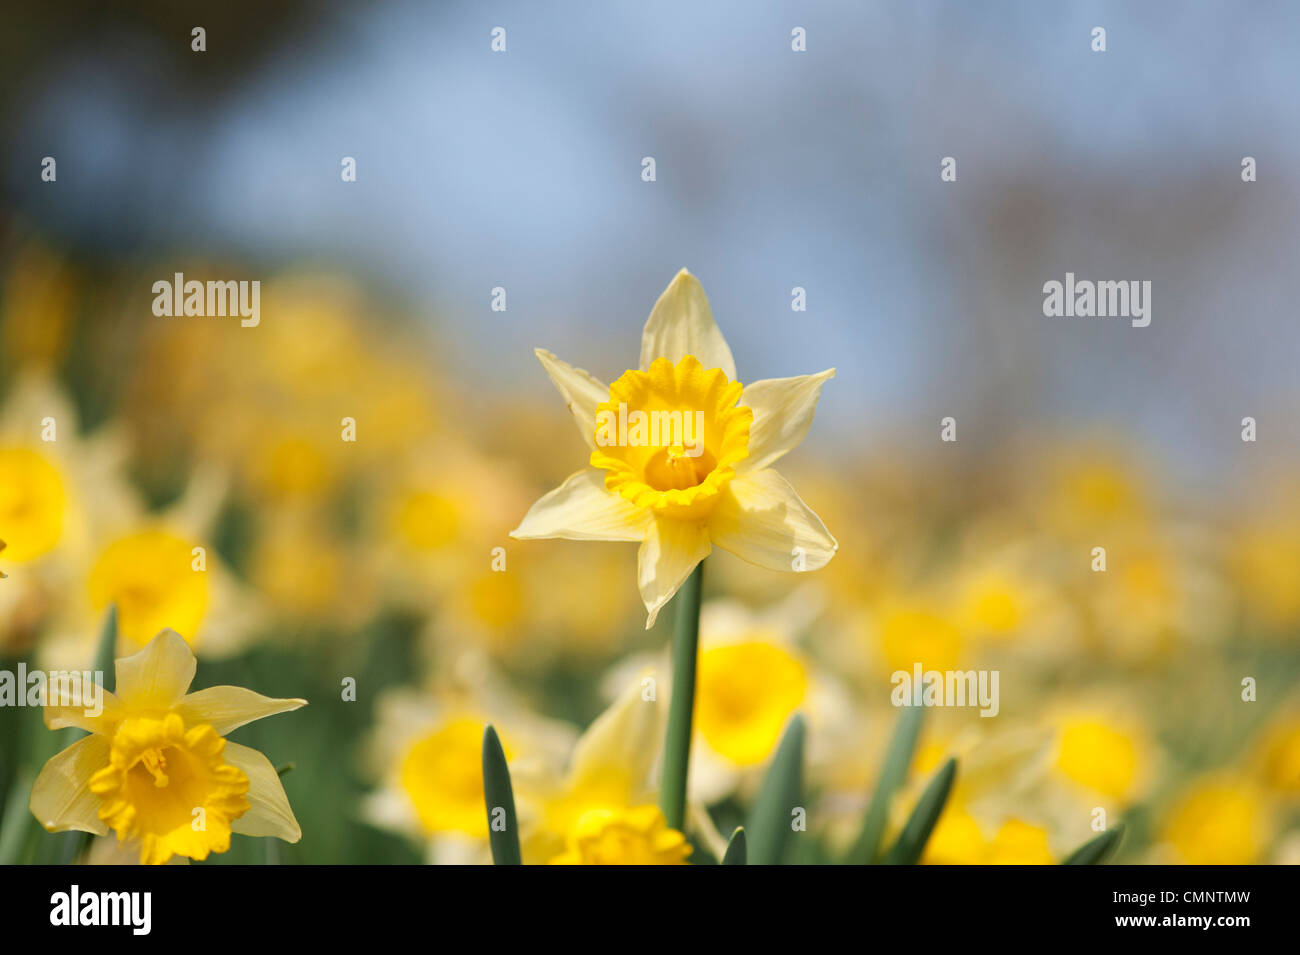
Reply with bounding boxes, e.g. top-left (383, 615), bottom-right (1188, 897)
top-left (882, 756), bottom-right (957, 866)
top-left (846, 705), bottom-right (924, 863)
top-left (746, 714), bottom-right (805, 865)
top-left (482, 724), bottom-right (521, 865)
top-left (1063, 824), bottom-right (1124, 865)
top-left (721, 827), bottom-right (747, 865)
